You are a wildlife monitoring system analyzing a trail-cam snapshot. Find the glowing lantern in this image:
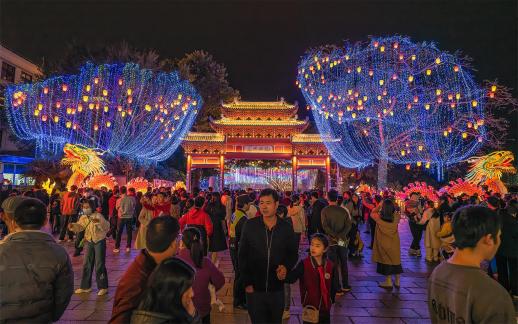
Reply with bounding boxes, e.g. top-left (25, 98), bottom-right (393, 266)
top-left (53, 116), bottom-right (59, 123)
top-left (106, 121), bottom-right (111, 127)
top-left (408, 75), bottom-right (414, 82)
top-left (62, 84), bottom-right (68, 92)
top-left (491, 85), bottom-right (497, 92)
top-left (94, 78), bottom-right (99, 84)
top-left (471, 100), bottom-right (478, 107)
top-left (406, 164), bottom-right (411, 170)
top-left (417, 161), bottom-right (422, 167)
top-left (66, 121), bottom-right (72, 128)
top-left (435, 57), bottom-right (441, 64)
top-left (426, 69), bottom-right (432, 76)
top-left (118, 79), bottom-right (123, 86)
top-left (127, 88), bottom-right (132, 96)
top-left (41, 115), bottom-right (48, 122)
top-left (103, 89), bottom-right (108, 96)
top-left (82, 95), bottom-right (89, 102)
top-left (43, 87), bottom-right (49, 94)
top-left (453, 65), bottom-right (459, 72)
top-left (462, 132), bottom-right (468, 139)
